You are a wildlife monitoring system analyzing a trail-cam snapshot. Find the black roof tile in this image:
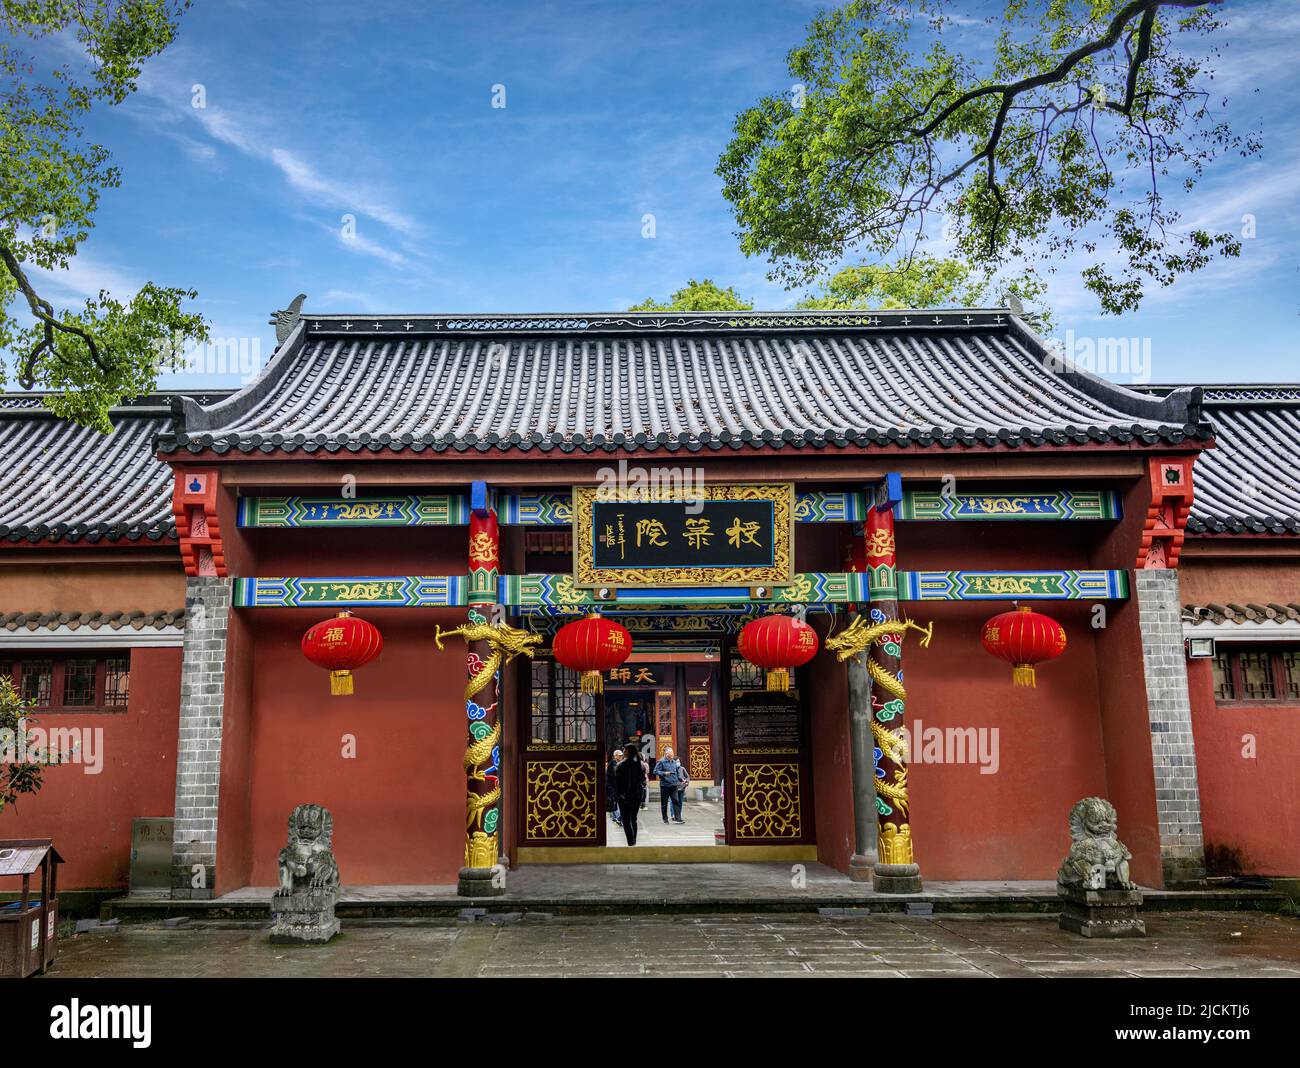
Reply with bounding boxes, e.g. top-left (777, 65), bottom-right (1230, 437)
top-left (1140, 385), bottom-right (1300, 535)
top-left (159, 310), bottom-right (1206, 455)
top-left (0, 392), bottom-right (232, 544)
